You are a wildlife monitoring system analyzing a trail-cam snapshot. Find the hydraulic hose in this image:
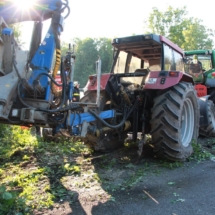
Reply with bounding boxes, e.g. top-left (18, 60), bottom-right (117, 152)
top-left (36, 72), bottom-right (63, 87)
top-left (88, 100), bottom-right (139, 129)
top-left (61, 0), bottom-right (70, 19)
top-left (17, 64), bottom-right (67, 113)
